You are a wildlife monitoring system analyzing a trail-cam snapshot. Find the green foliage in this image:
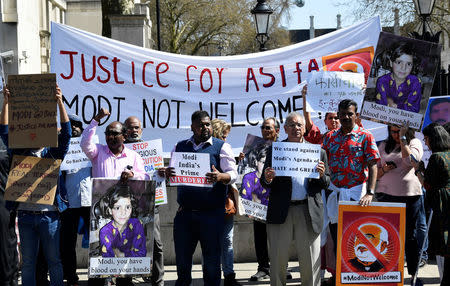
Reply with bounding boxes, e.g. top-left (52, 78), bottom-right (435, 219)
top-left (148, 0), bottom-right (292, 55)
